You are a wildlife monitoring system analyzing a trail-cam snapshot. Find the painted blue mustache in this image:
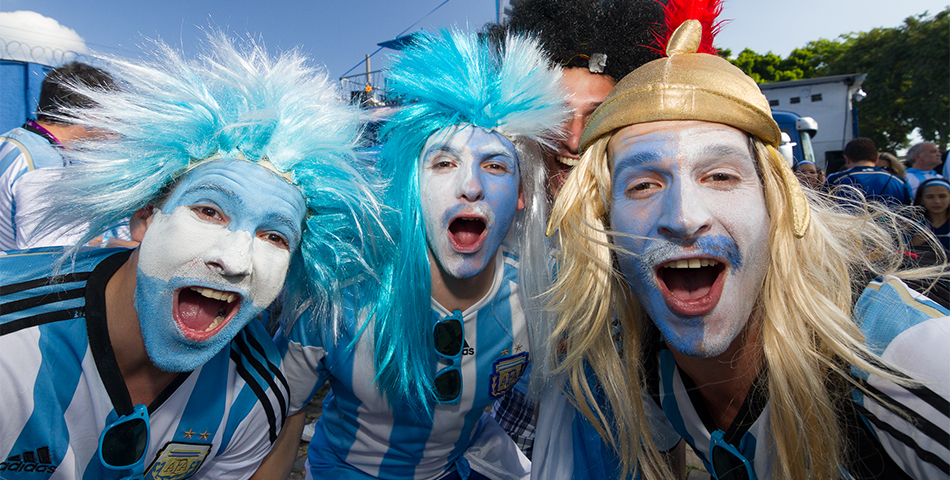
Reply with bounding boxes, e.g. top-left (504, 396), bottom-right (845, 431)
top-left (638, 234), bottom-right (744, 273)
